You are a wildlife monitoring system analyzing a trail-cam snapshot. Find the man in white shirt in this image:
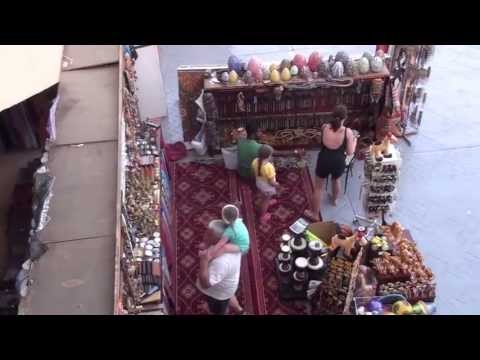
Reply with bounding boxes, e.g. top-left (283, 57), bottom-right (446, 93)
top-left (197, 220), bottom-right (245, 315)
